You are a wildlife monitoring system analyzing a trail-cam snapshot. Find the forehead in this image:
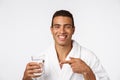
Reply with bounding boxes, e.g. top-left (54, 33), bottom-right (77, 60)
top-left (53, 16), bottom-right (72, 24)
